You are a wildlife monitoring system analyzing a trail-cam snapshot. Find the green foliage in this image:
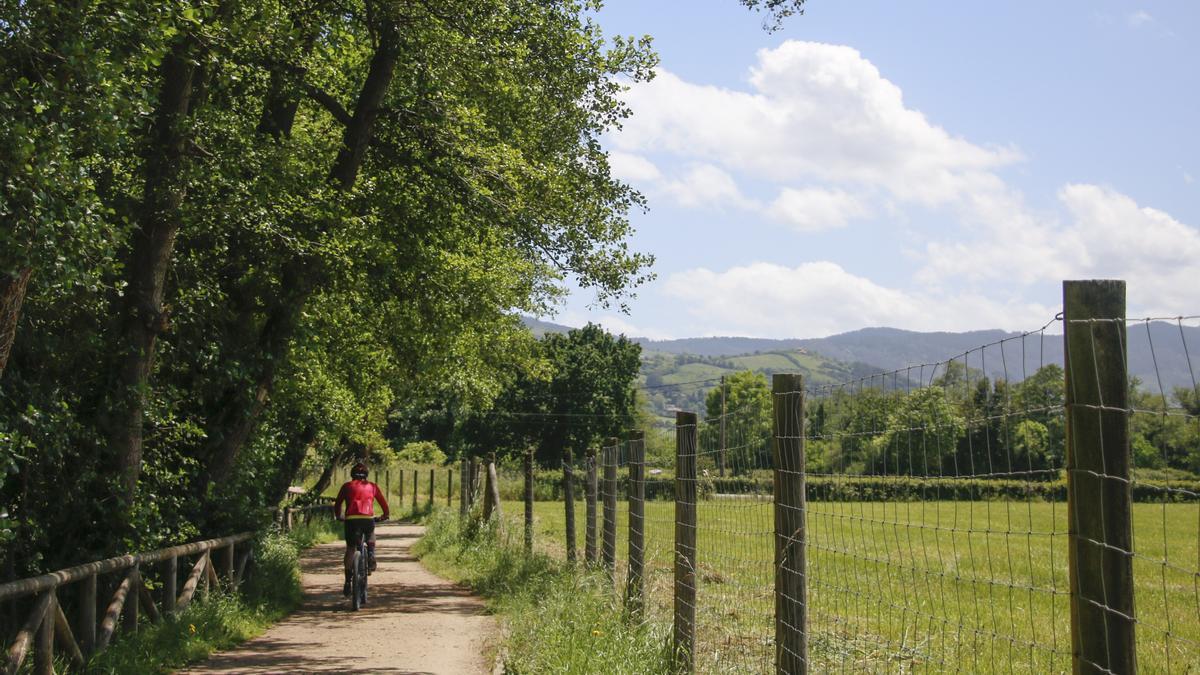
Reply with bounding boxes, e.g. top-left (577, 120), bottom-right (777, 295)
top-left (416, 510), bottom-right (672, 674)
top-left (396, 441), bottom-right (447, 466)
top-left (458, 323), bottom-right (642, 466)
top-left (702, 371), bottom-right (772, 475)
top-left (1, 0), bottom-right (657, 578)
top-left (87, 525), bottom-right (334, 673)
